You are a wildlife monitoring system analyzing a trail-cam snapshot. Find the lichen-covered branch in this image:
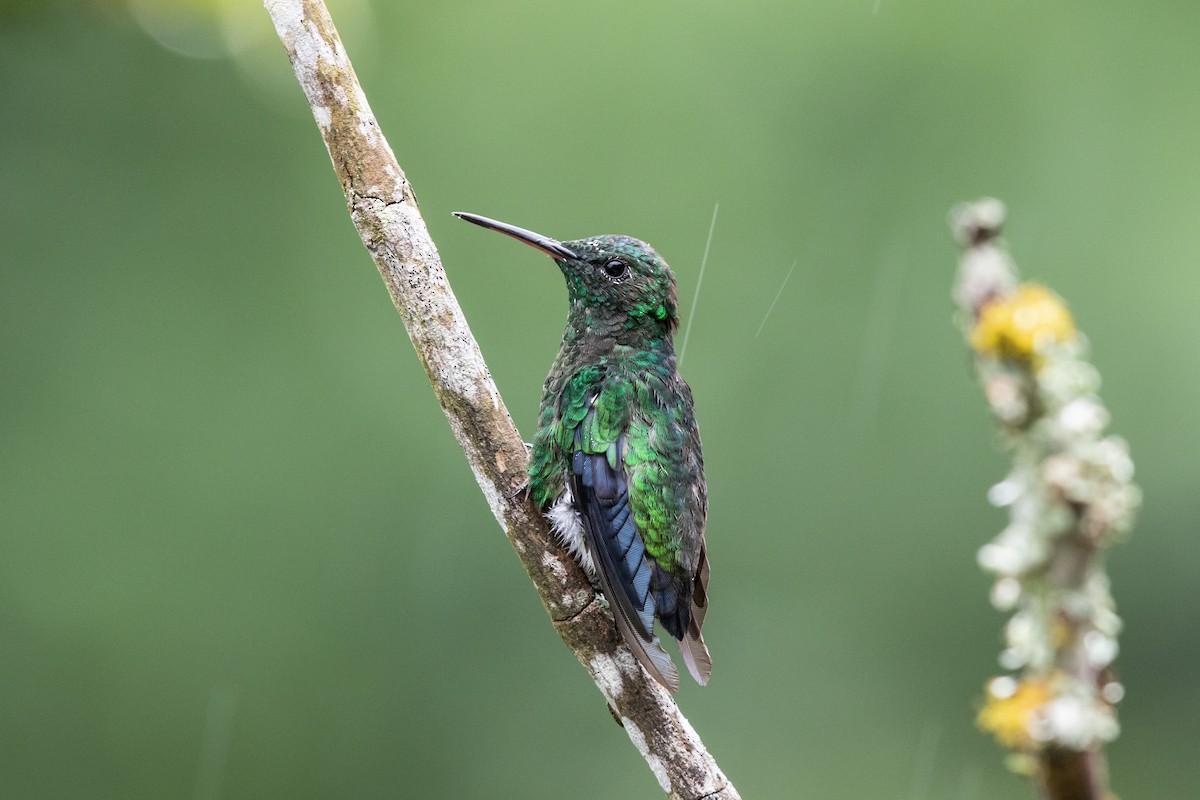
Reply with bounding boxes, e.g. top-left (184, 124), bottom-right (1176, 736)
top-left (262, 2), bottom-right (738, 797)
top-left (950, 199), bottom-right (1138, 800)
